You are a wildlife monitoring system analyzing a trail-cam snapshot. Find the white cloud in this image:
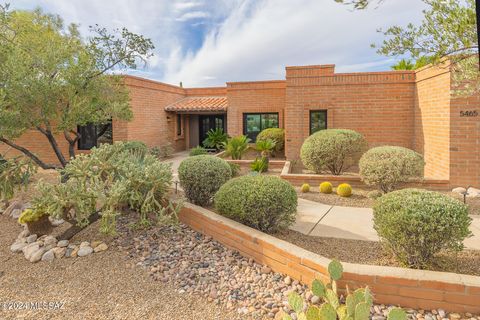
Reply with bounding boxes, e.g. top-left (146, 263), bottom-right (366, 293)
top-left (11, 0), bottom-right (427, 87)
